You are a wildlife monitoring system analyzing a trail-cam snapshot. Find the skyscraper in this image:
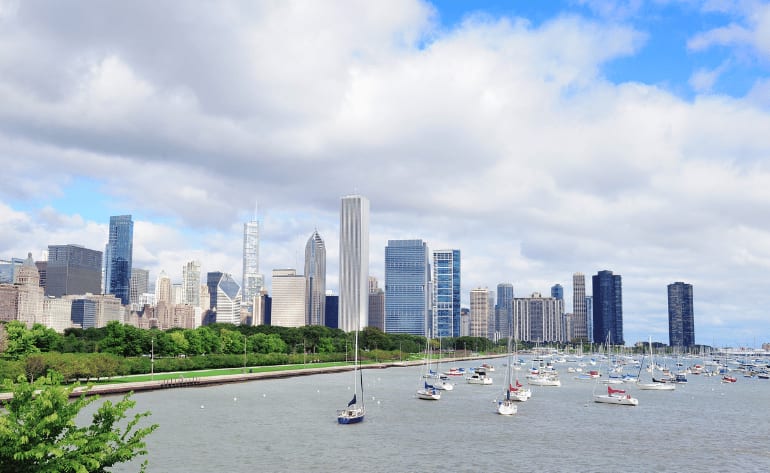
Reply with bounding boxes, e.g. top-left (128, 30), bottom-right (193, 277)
top-left (338, 194), bottom-right (369, 332)
top-left (668, 282), bottom-right (694, 348)
top-left (206, 271), bottom-right (241, 325)
top-left (592, 270), bottom-right (623, 345)
top-left (433, 250), bottom-right (461, 338)
top-left (271, 269), bottom-right (306, 328)
top-left (182, 260), bottom-right (201, 307)
top-left (104, 215), bottom-right (133, 305)
top-left (130, 268), bottom-right (149, 309)
top-left (469, 288), bottom-right (490, 339)
top-left (495, 283), bottom-right (514, 339)
top-left (512, 292), bottom-right (565, 343)
top-left (242, 214), bottom-right (263, 312)
top-left (304, 230), bottom-right (326, 326)
top-left (572, 273), bottom-right (588, 342)
top-left (45, 244), bottom-right (102, 297)
top-left (384, 239), bottom-right (430, 336)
